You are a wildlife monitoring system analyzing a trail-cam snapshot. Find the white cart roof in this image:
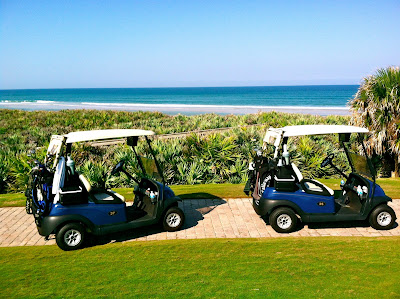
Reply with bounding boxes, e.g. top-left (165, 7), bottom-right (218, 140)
top-left (280, 125), bottom-right (368, 137)
top-left (264, 125), bottom-right (368, 140)
top-left (65, 129), bottom-right (155, 144)
top-left (263, 125), bottom-right (369, 145)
